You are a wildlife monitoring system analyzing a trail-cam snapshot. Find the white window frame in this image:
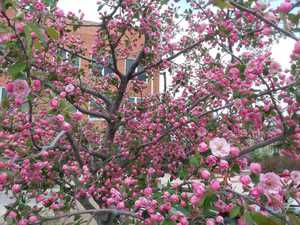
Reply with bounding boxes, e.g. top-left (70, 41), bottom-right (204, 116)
top-left (128, 97), bottom-right (143, 104)
top-left (58, 50), bottom-right (81, 68)
top-left (90, 55), bottom-right (113, 77)
top-left (0, 87), bottom-right (6, 104)
top-left (125, 58), bottom-right (148, 83)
